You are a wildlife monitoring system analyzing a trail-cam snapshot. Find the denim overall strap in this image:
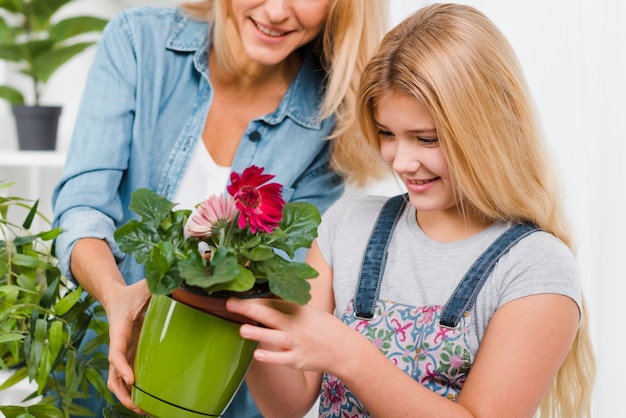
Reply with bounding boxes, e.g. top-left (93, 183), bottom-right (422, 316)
top-left (439, 223), bottom-right (539, 328)
top-left (354, 194), bottom-right (409, 319)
